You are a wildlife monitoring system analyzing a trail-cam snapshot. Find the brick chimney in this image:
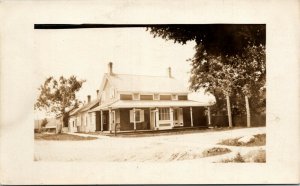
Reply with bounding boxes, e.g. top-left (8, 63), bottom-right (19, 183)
top-left (87, 95), bottom-right (91, 103)
top-left (96, 90), bottom-right (99, 97)
top-left (167, 67), bottom-right (172, 78)
top-left (108, 62), bottom-right (113, 75)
